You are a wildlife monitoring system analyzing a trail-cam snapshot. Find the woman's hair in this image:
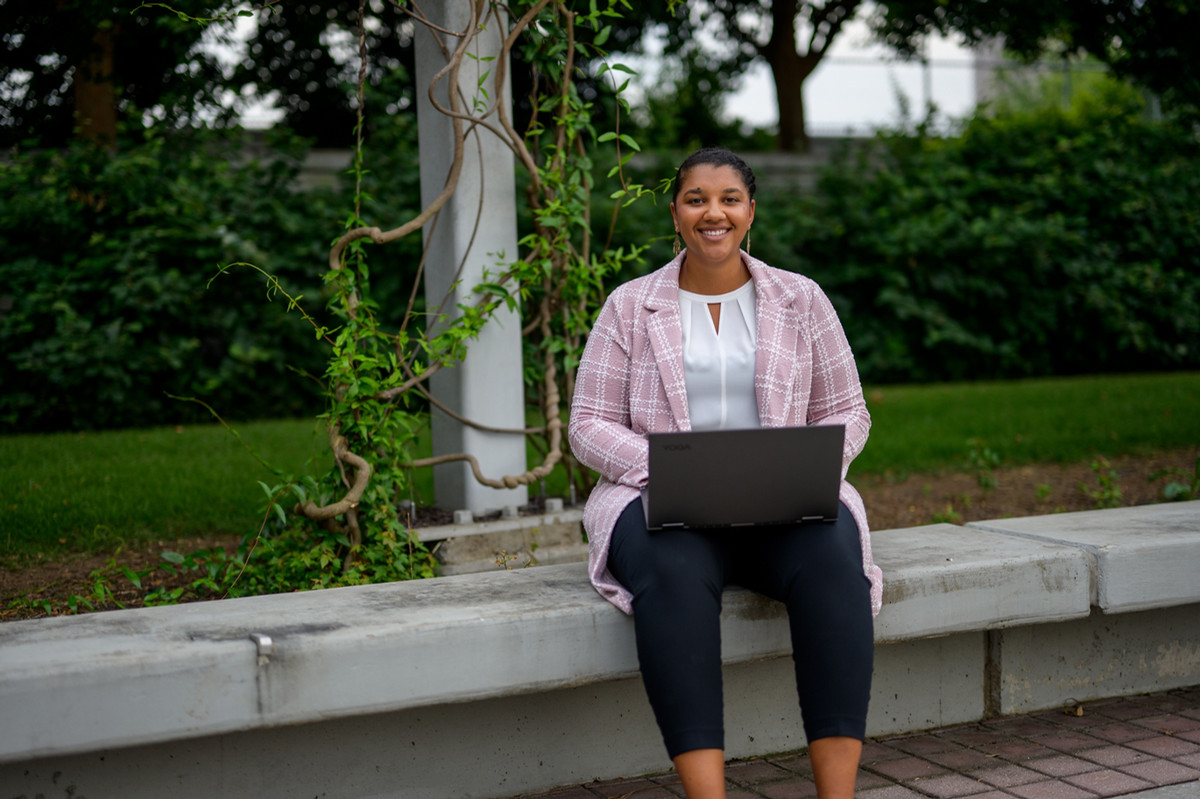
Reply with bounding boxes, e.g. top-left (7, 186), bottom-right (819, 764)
top-left (672, 147), bottom-right (757, 203)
